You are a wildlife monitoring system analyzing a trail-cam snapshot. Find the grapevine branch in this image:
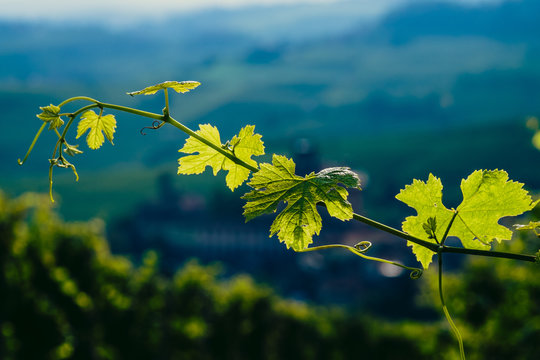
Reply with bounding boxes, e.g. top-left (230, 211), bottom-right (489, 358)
top-left (18, 92), bottom-right (538, 264)
top-left (18, 82), bottom-right (540, 360)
